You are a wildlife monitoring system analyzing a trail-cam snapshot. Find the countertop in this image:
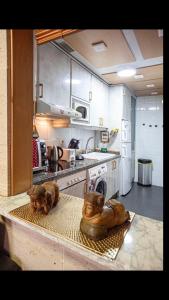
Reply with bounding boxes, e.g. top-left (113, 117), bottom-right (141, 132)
top-left (33, 154), bottom-right (121, 185)
top-left (0, 192), bottom-right (163, 270)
